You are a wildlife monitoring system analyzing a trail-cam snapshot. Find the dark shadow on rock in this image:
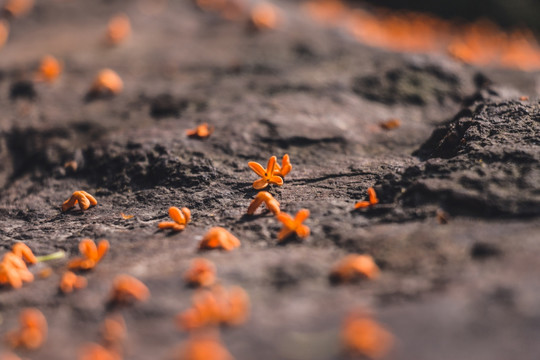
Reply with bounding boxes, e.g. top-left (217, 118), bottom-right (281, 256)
top-left (378, 97), bottom-right (540, 218)
top-left (9, 80), bottom-right (37, 101)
